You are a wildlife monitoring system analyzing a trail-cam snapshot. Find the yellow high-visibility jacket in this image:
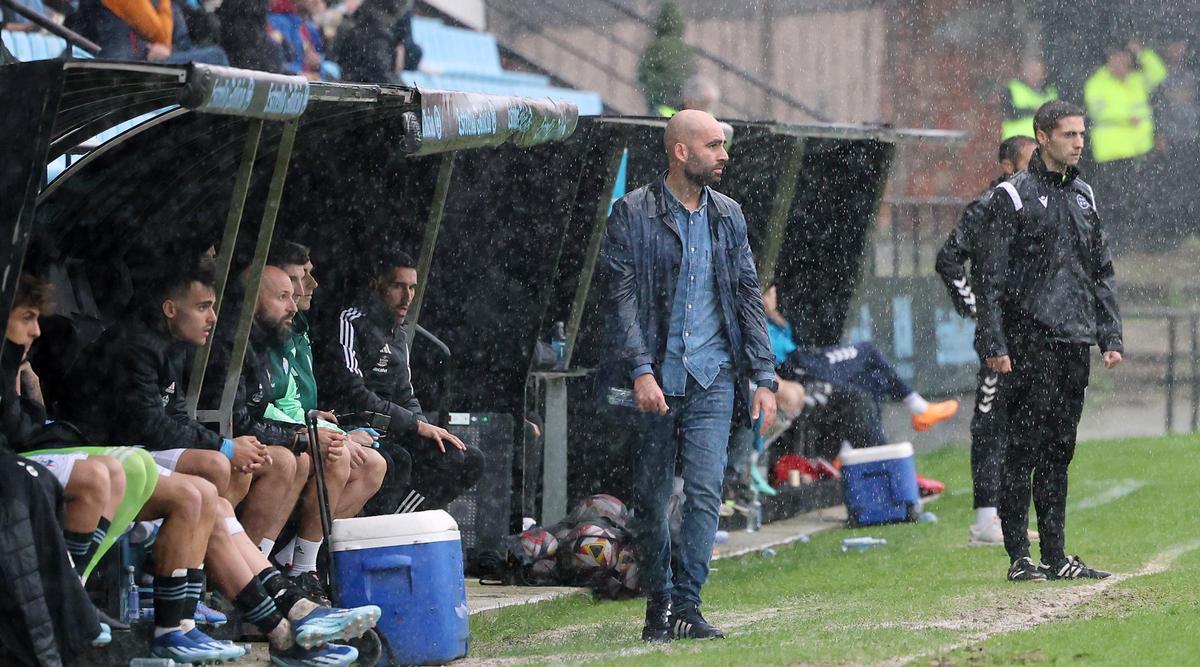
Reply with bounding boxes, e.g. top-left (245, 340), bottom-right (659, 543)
top-left (1002, 80), bottom-right (1057, 139)
top-left (1084, 49), bottom-right (1168, 163)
